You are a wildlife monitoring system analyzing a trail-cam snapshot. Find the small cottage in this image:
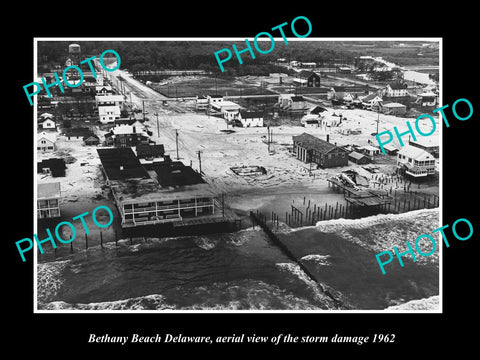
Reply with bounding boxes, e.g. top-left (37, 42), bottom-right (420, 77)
top-left (292, 133), bottom-right (348, 168)
top-left (37, 132), bottom-right (56, 151)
